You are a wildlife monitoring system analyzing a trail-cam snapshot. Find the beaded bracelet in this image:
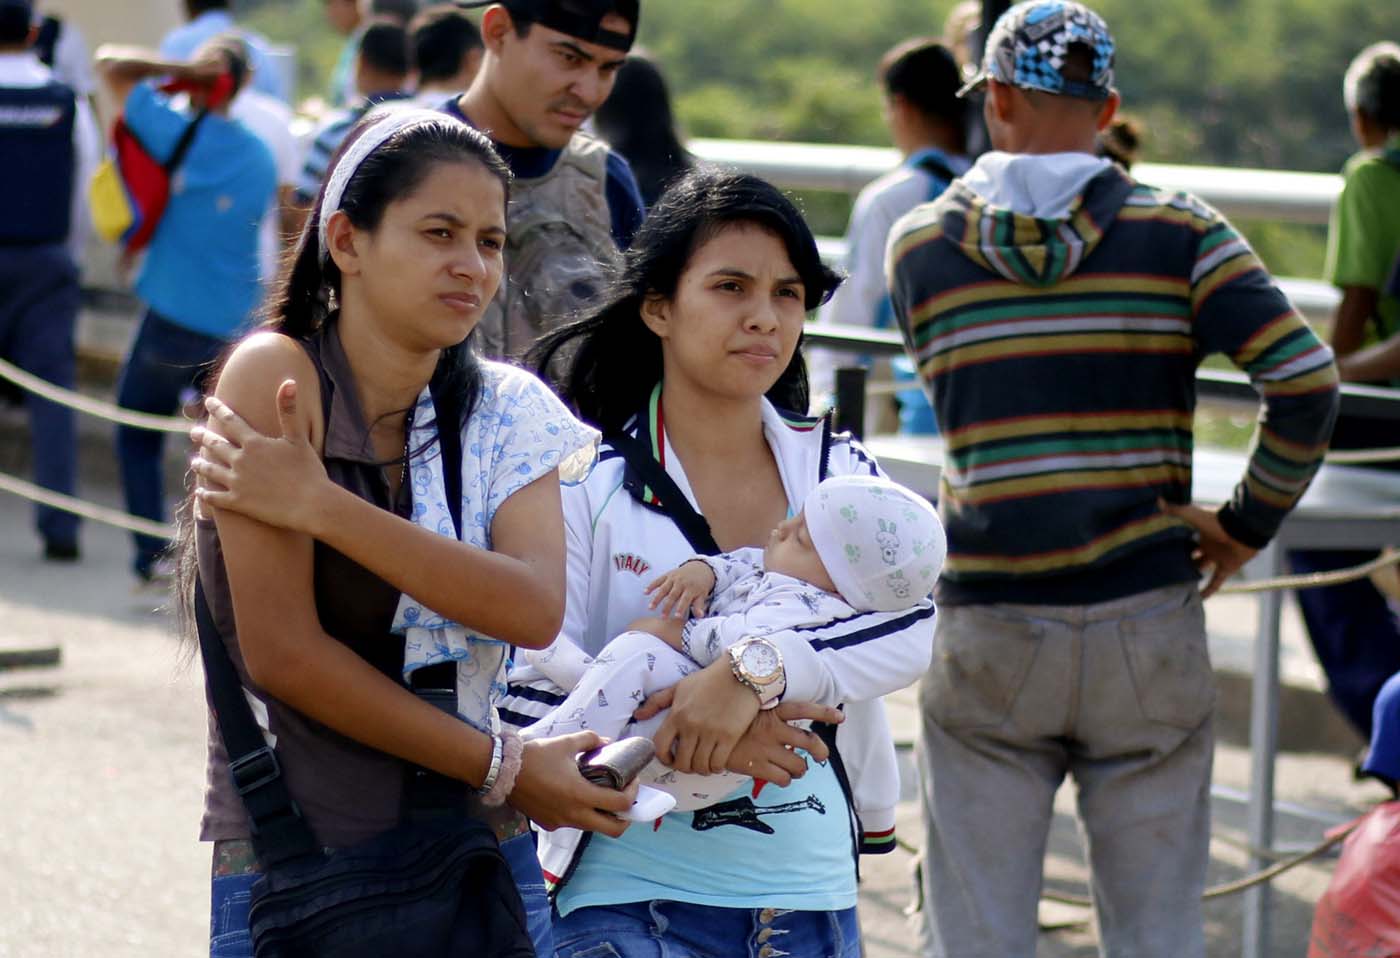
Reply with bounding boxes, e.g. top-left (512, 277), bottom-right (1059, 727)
top-left (482, 729), bottom-right (524, 807)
